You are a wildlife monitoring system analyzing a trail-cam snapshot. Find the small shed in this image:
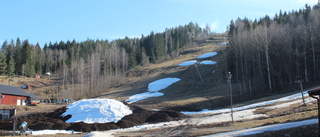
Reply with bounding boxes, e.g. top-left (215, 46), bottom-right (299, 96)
top-left (0, 84), bottom-right (31, 105)
top-left (28, 93), bottom-right (41, 105)
top-left (33, 74), bottom-right (40, 79)
top-left (0, 109), bottom-right (16, 121)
